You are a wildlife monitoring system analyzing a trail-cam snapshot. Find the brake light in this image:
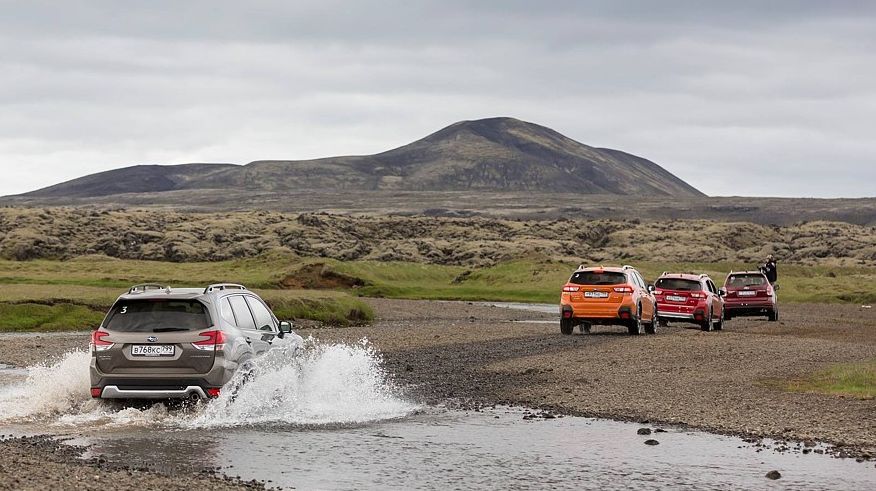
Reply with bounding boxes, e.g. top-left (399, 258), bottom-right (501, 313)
top-left (90, 387), bottom-right (102, 398)
top-left (690, 292), bottom-right (706, 299)
top-left (654, 290), bottom-right (663, 296)
top-left (563, 285), bottom-right (580, 292)
top-left (206, 388), bottom-right (221, 398)
top-left (90, 330), bottom-right (114, 352)
top-left (192, 330), bottom-right (226, 351)
top-left (613, 286), bottom-right (634, 294)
